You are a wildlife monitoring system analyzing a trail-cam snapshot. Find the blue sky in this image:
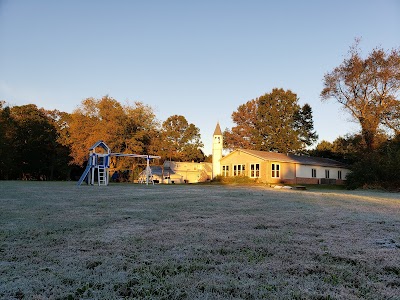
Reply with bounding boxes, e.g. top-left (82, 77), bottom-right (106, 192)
top-left (1, 0), bottom-right (399, 155)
